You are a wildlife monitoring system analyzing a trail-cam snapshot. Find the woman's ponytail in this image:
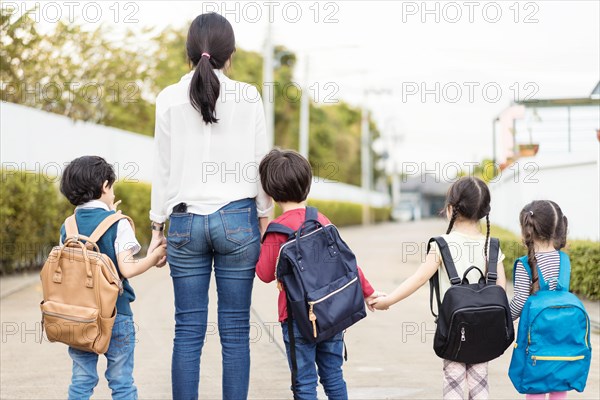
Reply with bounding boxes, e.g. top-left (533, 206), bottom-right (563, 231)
top-left (190, 55), bottom-right (221, 123)
top-left (186, 13), bottom-right (236, 124)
